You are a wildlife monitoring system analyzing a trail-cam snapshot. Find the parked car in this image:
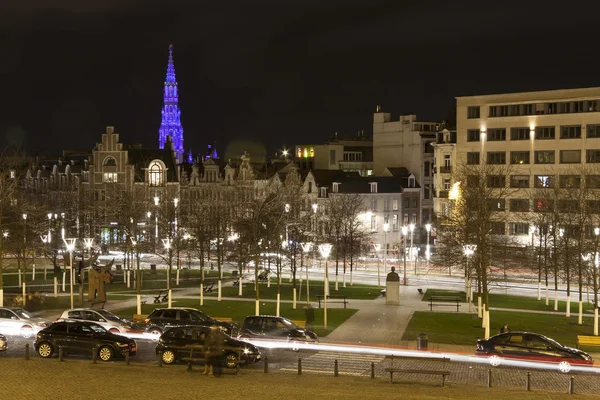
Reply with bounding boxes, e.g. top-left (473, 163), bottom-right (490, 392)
top-left (144, 308), bottom-right (234, 336)
top-left (57, 308), bottom-right (143, 335)
top-left (238, 315), bottom-right (318, 351)
top-left (476, 331), bottom-right (593, 373)
top-left (0, 307), bottom-right (51, 338)
top-left (34, 320), bottom-right (137, 362)
top-left (155, 325), bottom-right (261, 368)
top-left (0, 333), bottom-right (7, 351)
